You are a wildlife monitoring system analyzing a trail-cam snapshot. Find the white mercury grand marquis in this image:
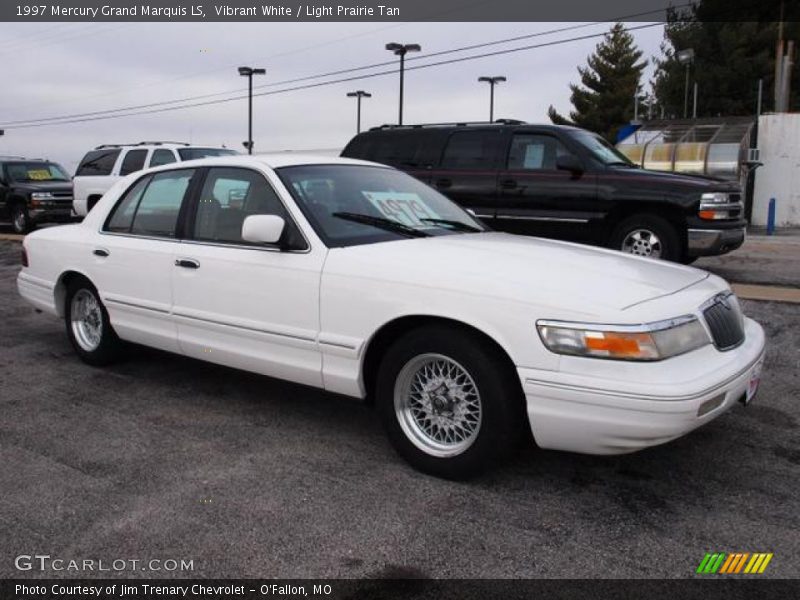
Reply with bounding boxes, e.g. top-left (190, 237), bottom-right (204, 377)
top-left (17, 155), bottom-right (766, 478)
